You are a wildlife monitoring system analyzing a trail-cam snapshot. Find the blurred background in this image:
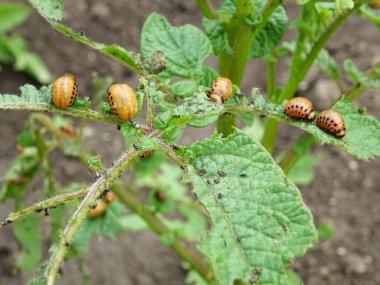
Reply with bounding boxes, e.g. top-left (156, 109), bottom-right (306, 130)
top-left (0, 0), bottom-right (379, 284)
